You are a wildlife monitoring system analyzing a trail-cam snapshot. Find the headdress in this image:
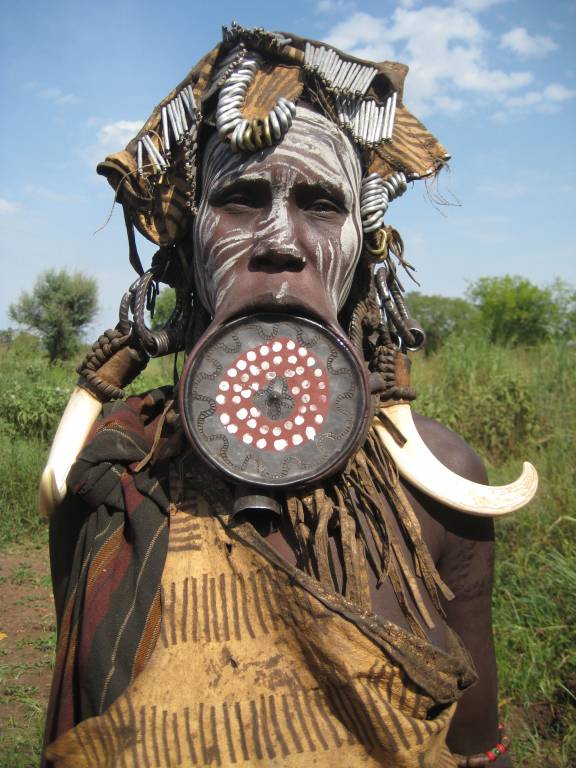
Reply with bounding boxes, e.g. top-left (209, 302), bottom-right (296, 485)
top-left (95, 23), bottom-right (449, 361)
top-left (99, 24), bottom-right (448, 246)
